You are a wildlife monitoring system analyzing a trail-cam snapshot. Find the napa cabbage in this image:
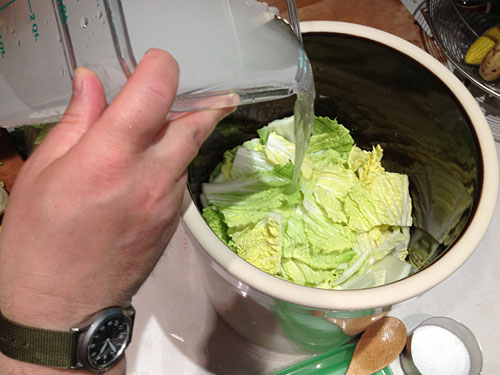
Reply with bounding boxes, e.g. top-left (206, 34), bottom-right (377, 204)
top-left (201, 116), bottom-right (413, 290)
